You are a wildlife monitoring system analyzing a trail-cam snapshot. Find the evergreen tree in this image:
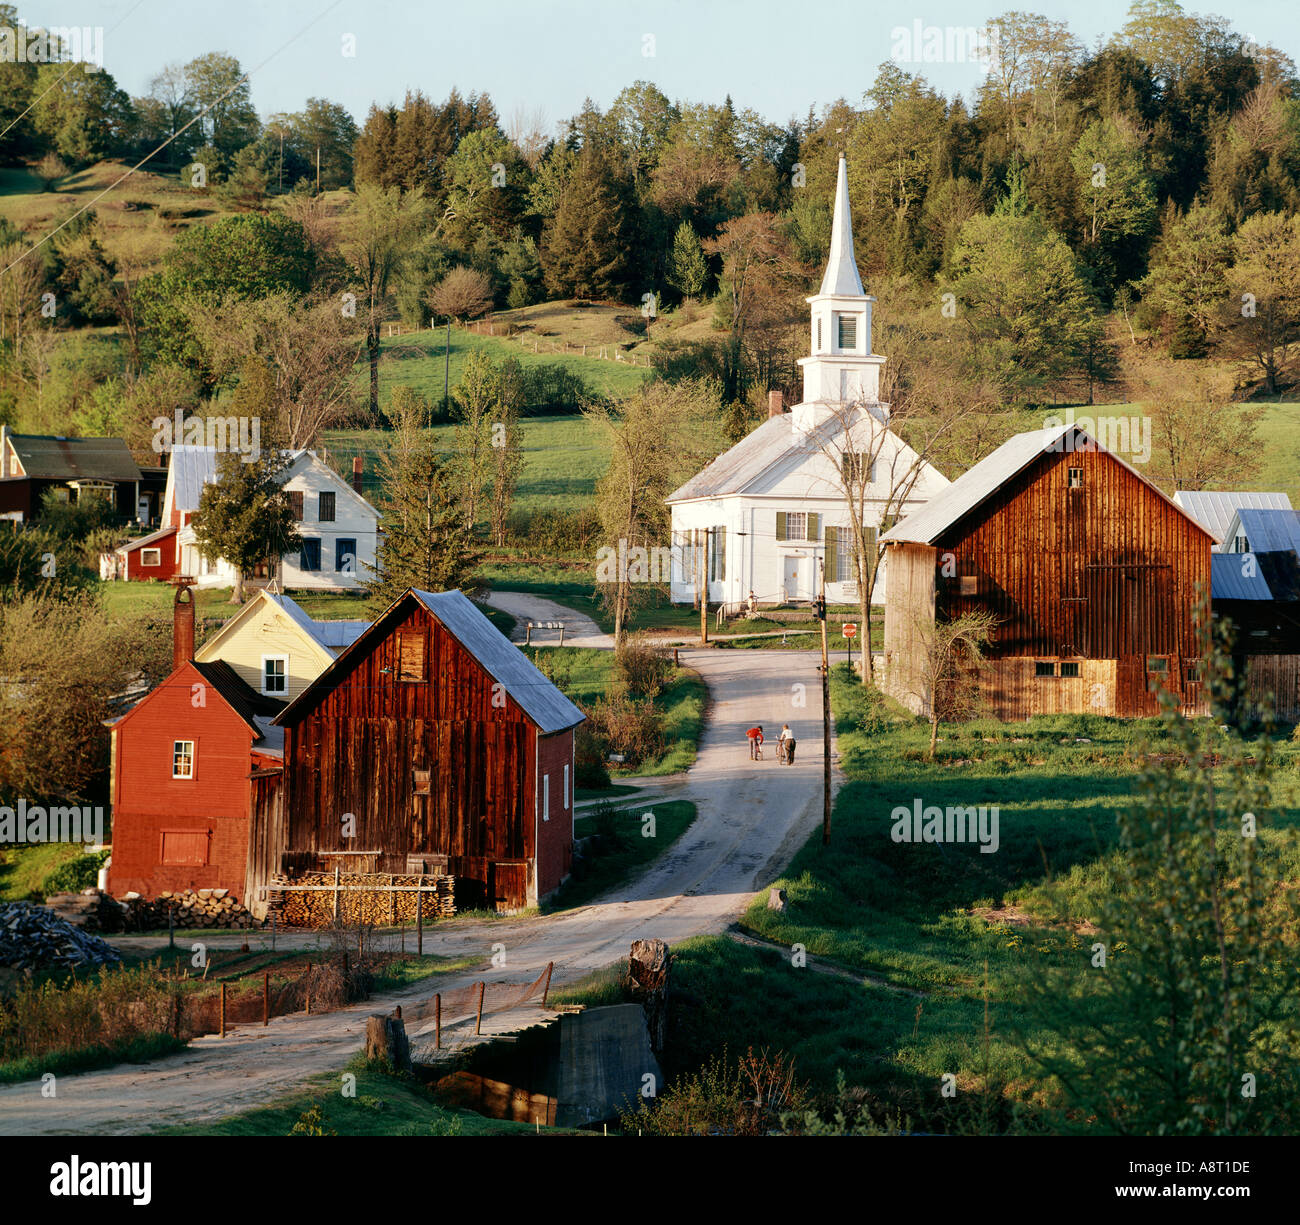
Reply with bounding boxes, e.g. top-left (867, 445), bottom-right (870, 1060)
top-left (543, 147), bottom-right (631, 299)
top-left (667, 221), bottom-right (708, 299)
